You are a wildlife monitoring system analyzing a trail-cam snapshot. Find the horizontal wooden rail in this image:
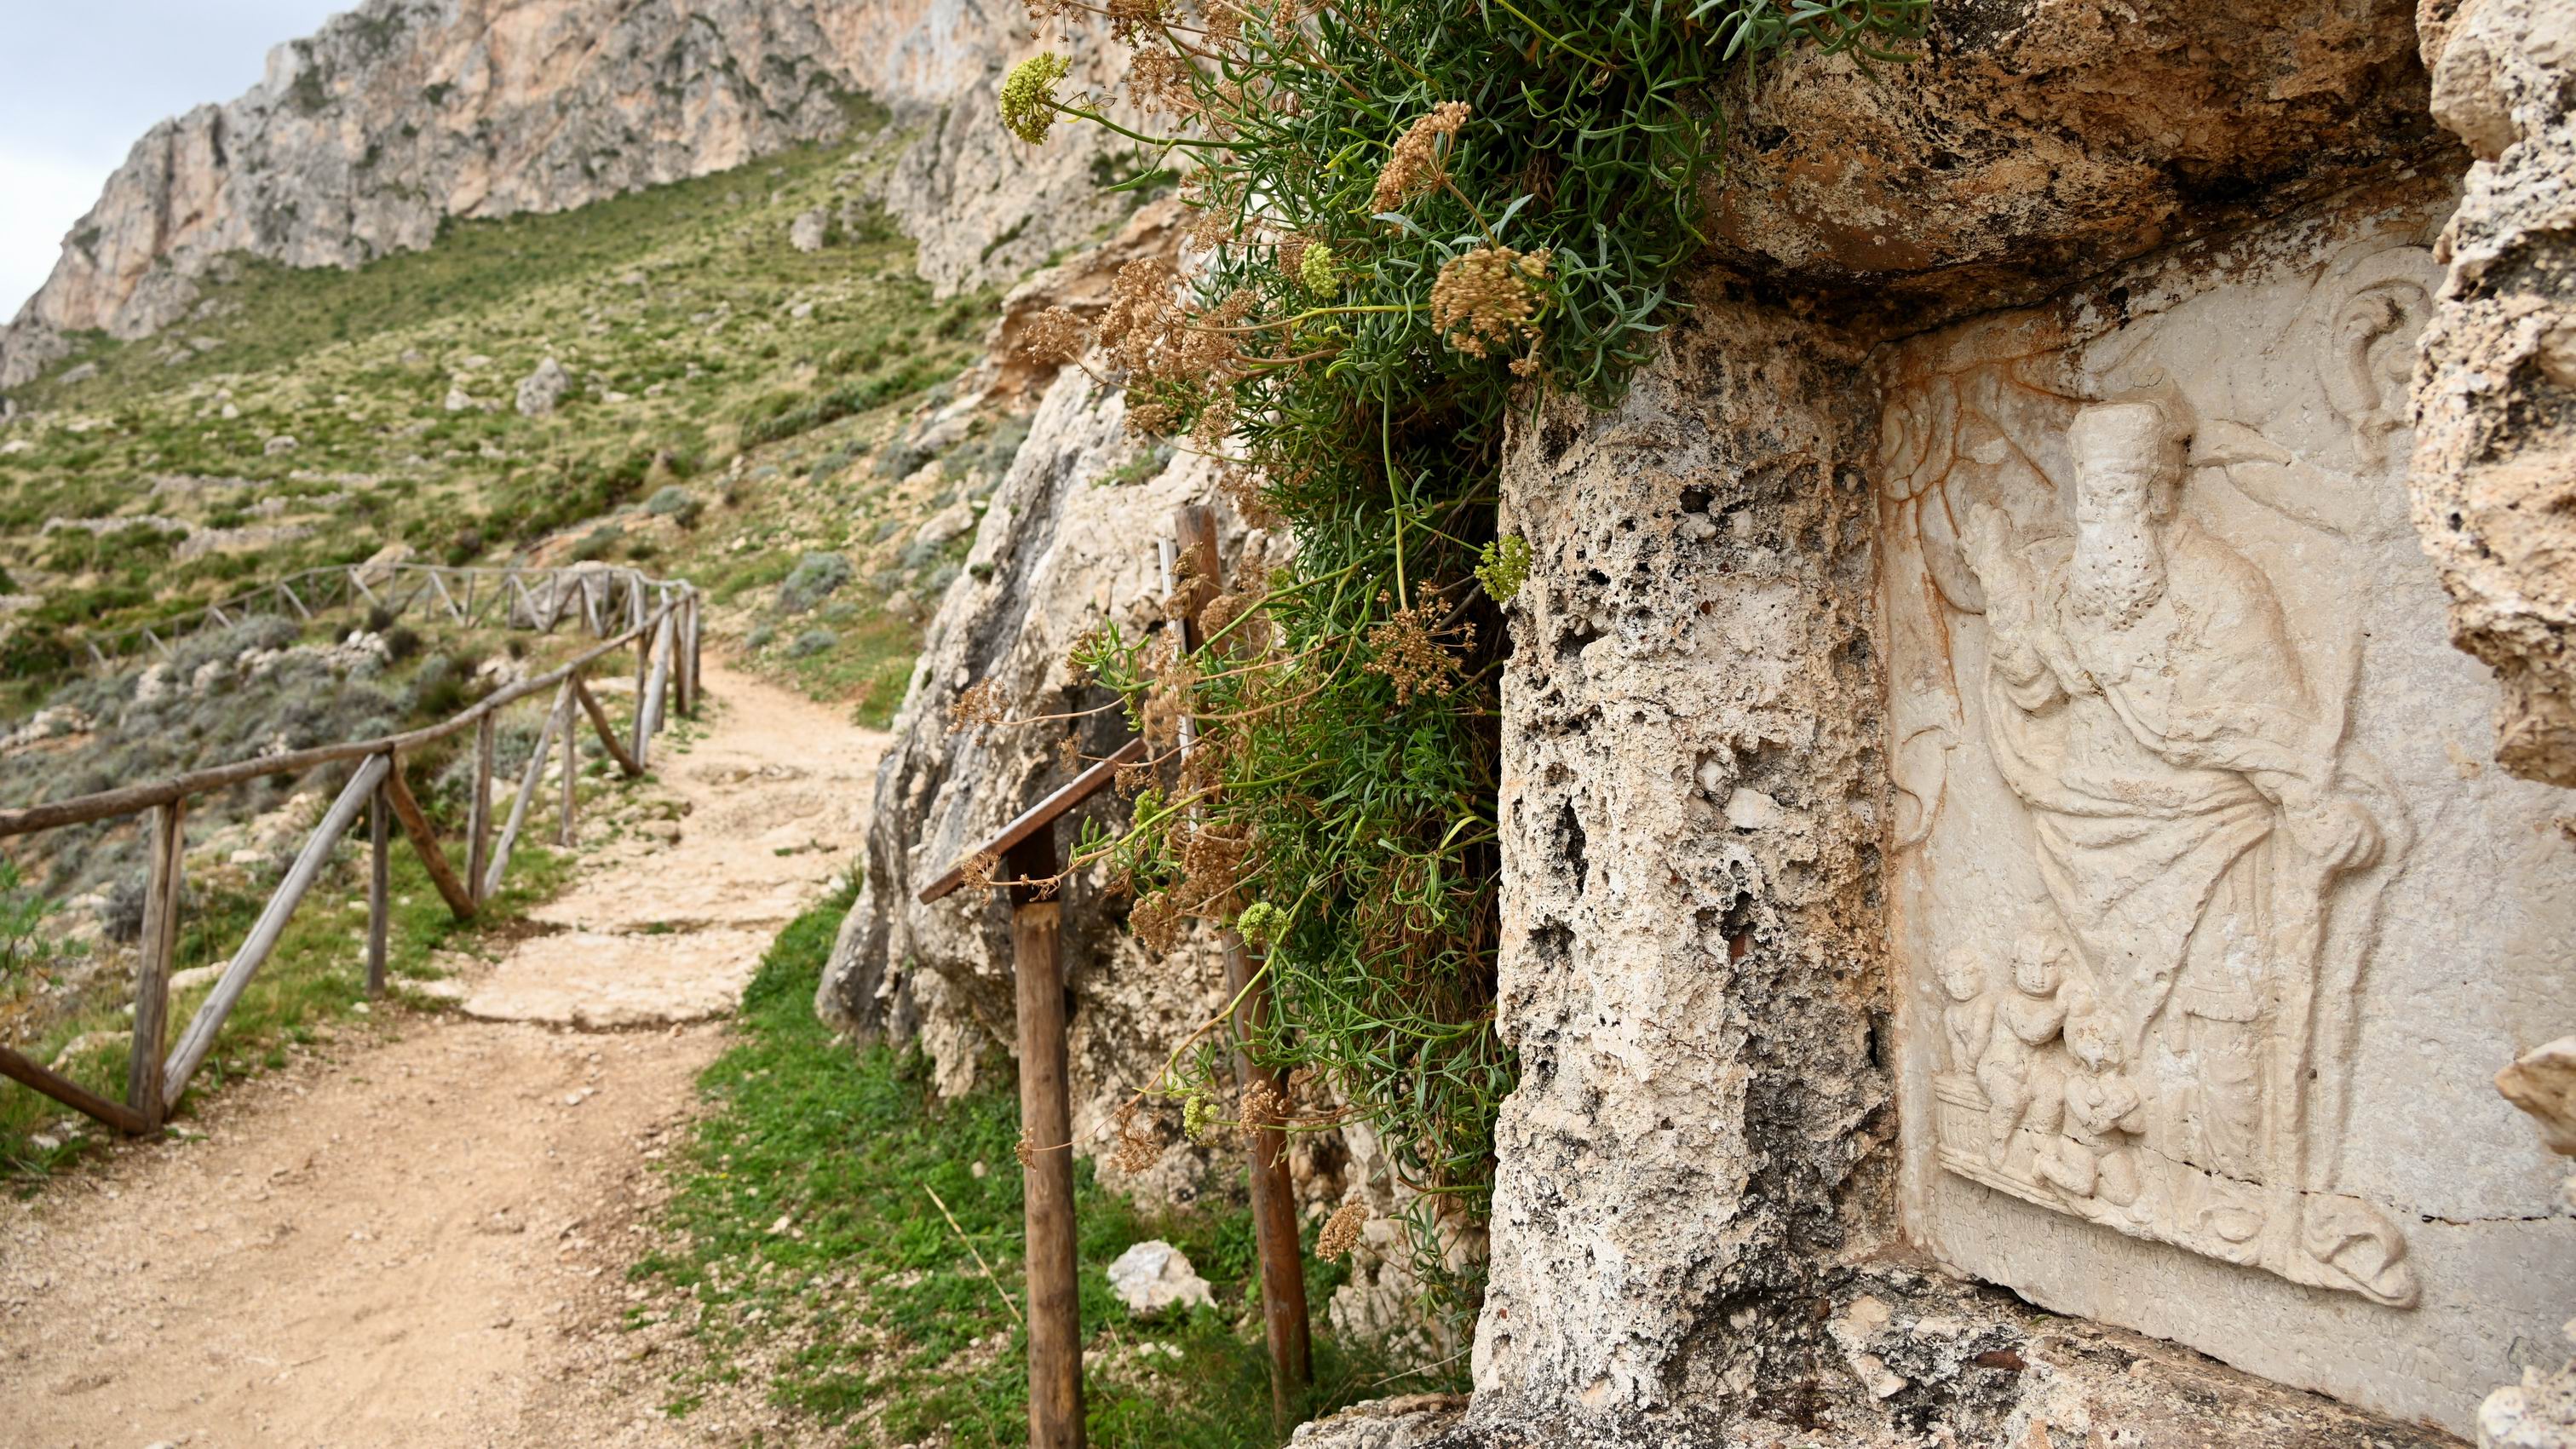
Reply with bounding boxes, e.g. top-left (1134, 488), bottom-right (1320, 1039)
top-left (0, 598), bottom-right (679, 838)
top-left (919, 738), bottom-right (1147, 905)
top-left (1, 565), bottom-right (699, 1139)
top-left (66, 561), bottom-right (694, 682)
